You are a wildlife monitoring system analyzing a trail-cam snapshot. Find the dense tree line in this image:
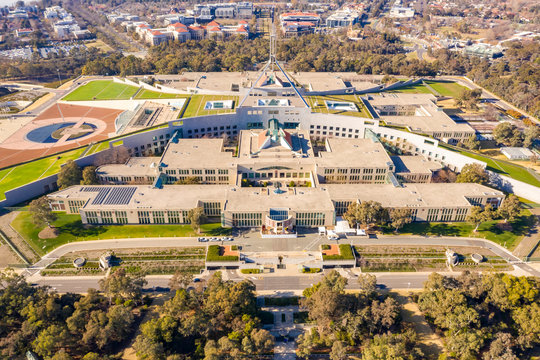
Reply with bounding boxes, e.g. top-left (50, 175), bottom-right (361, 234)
top-left (133, 272), bottom-right (274, 359)
top-left (0, 268), bottom-right (145, 359)
top-left (418, 272), bottom-right (540, 360)
top-left (296, 271), bottom-right (423, 358)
